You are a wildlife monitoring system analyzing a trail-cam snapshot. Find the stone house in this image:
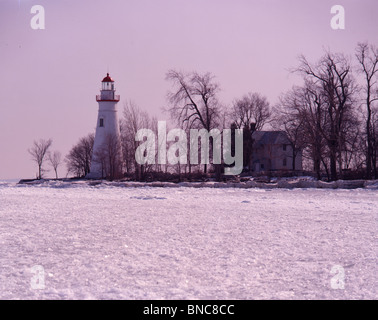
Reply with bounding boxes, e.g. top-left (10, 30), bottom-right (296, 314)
top-left (250, 131), bottom-right (302, 173)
